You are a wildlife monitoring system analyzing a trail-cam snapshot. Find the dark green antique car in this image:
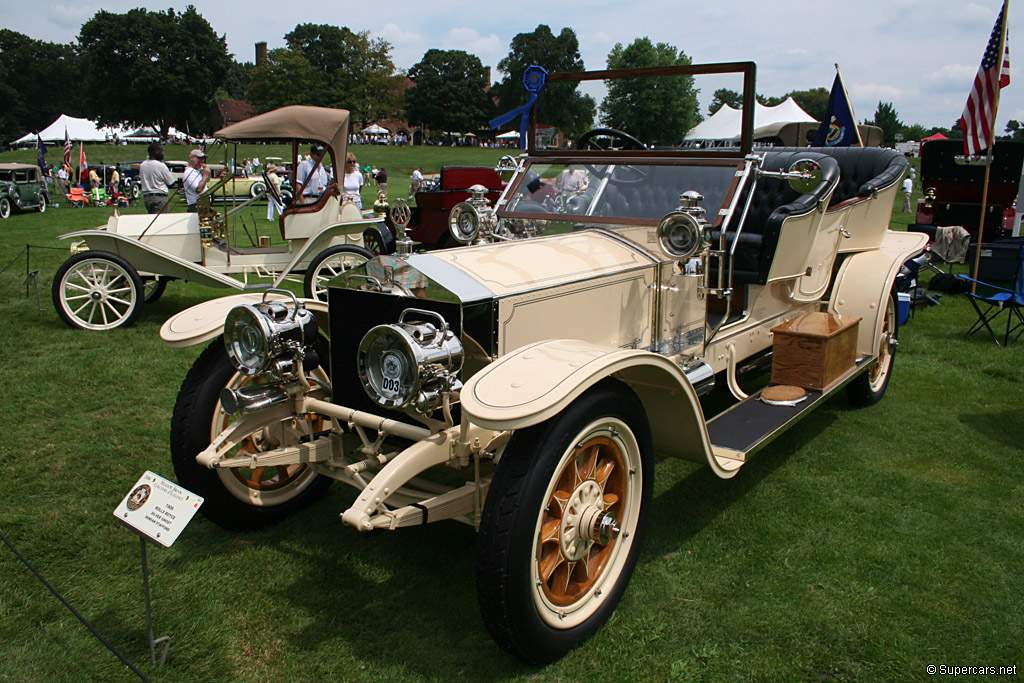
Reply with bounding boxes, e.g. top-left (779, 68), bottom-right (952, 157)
top-left (0, 163), bottom-right (49, 218)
